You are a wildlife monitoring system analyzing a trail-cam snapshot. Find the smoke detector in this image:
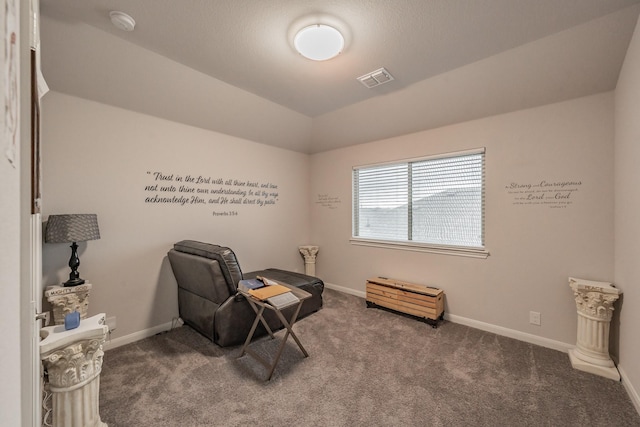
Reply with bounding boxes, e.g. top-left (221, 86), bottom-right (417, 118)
top-left (110, 11), bottom-right (136, 32)
top-left (357, 68), bottom-right (394, 88)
